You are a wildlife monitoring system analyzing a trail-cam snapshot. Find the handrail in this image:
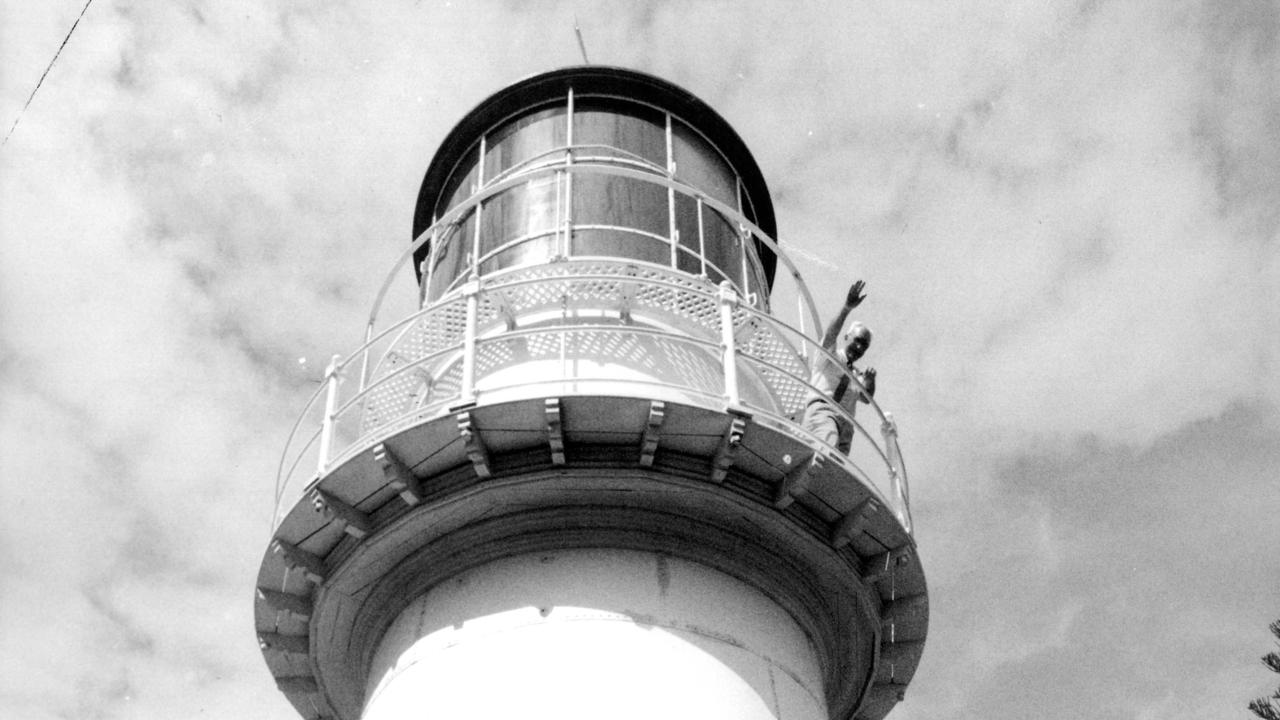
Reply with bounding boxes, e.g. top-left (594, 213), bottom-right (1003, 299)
top-left (276, 263), bottom-right (914, 536)
top-left (362, 153), bottom-right (818, 344)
